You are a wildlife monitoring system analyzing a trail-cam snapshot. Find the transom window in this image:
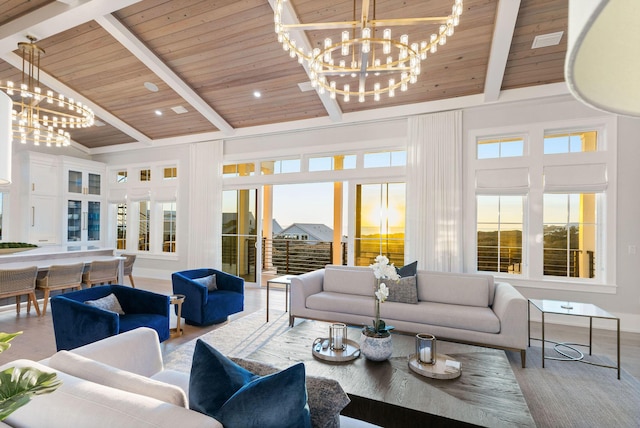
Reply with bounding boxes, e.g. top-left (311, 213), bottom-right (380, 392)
top-left (309, 155), bottom-right (356, 172)
top-left (477, 137), bottom-right (524, 159)
top-left (261, 159), bottom-right (301, 175)
top-left (163, 167), bottom-right (177, 180)
top-left (544, 130), bottom-right (597, 154)
top-left (363, 151), bottom-right (406, 168)
top-left (223, 163), bottom-right (255, 177)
